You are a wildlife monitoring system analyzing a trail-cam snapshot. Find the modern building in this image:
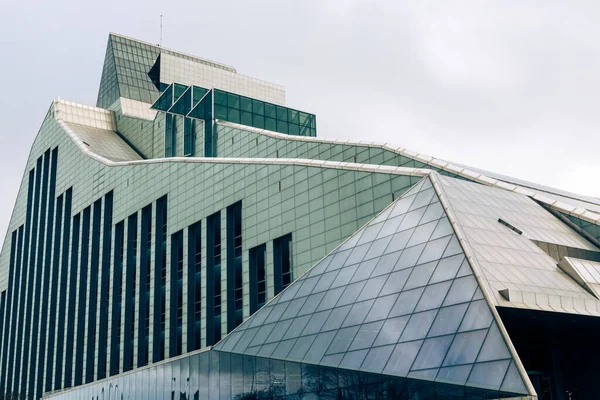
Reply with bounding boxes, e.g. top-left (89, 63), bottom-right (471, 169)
top-left (0, 33), bottom-right (598, 400)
